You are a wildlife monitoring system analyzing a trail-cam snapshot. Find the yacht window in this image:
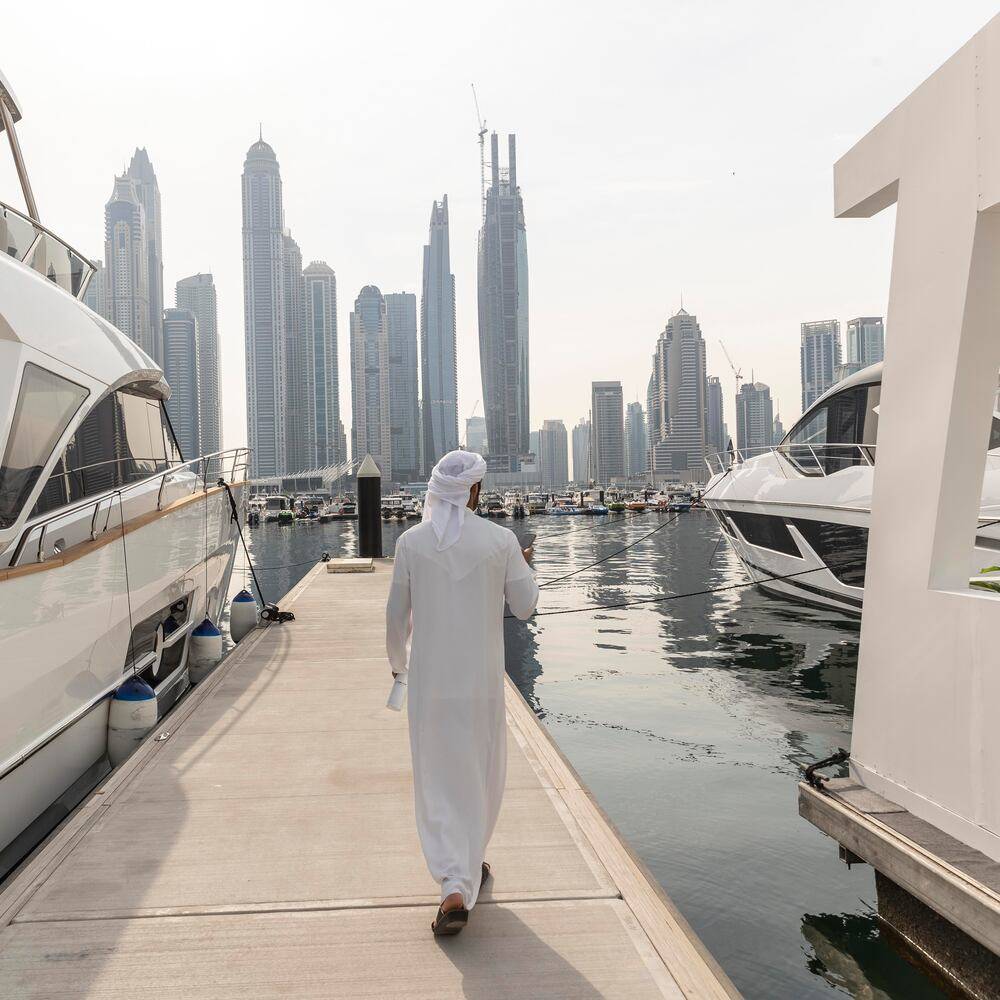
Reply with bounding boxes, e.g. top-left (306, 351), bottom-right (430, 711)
top-left (31, 391), bottom-right (179, 520)
top-left (791, 519), bottom-right (869, 587)
top-left (788, 407), bottom-right (828, 447)
top-left (0, 364), bottom-right (88, 528)
top-left (989, 416), bottom-right (1000, 452)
